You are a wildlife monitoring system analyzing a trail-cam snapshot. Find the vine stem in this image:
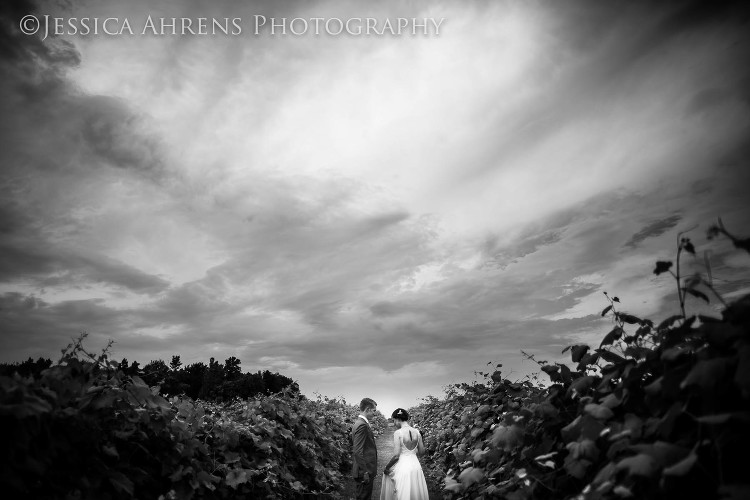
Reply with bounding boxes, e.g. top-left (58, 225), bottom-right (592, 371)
top-left (675, 244), bottom-right (686, 319)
